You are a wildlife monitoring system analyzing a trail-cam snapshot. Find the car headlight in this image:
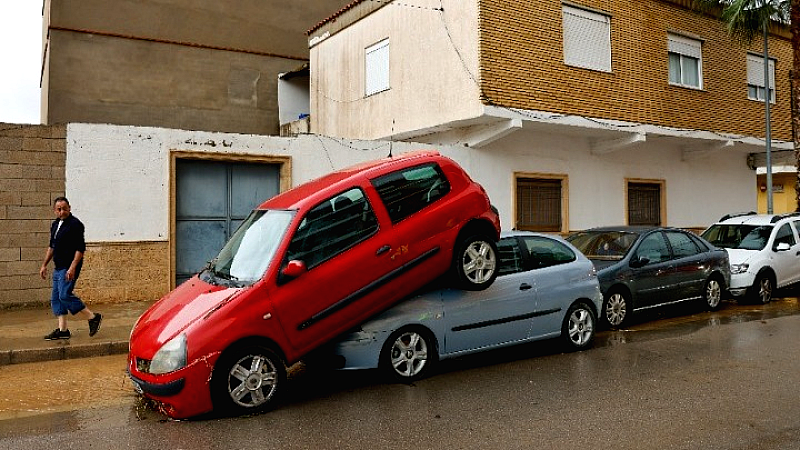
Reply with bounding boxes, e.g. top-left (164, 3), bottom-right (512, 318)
top-left (149, 334), bottom-right (187, 374)
top-left (731, 263), bottom-right (750, 274)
